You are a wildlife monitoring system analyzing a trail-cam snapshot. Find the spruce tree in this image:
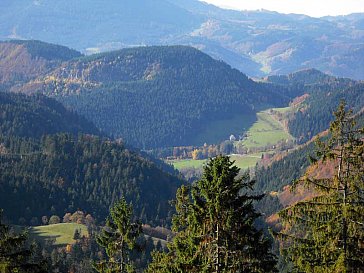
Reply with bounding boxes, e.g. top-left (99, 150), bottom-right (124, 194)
top-left (276, 101), bottom-right (364, 272)
top-left (147, 155), bottom-right (277, 272)
top-left (93, 198), bottom-right (142, 273)
top-left (0, 209), bottom-right (47, 273)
